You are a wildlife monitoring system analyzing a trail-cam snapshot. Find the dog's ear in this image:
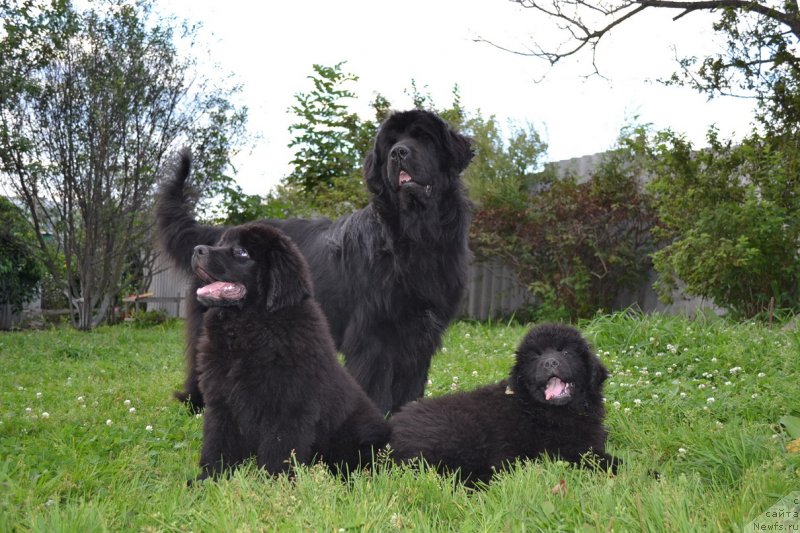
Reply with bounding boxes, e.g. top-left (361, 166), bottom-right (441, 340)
top-left (589, 356), bottom-right (609, 389)
top-left (255, 234), bottom-right (311, 312)
top-left (265, 247), bottom-right (310, 311)
top-left (363, 149), bottom-right (384, 196)
top-left (446, 130), bottom-right (474, 175)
